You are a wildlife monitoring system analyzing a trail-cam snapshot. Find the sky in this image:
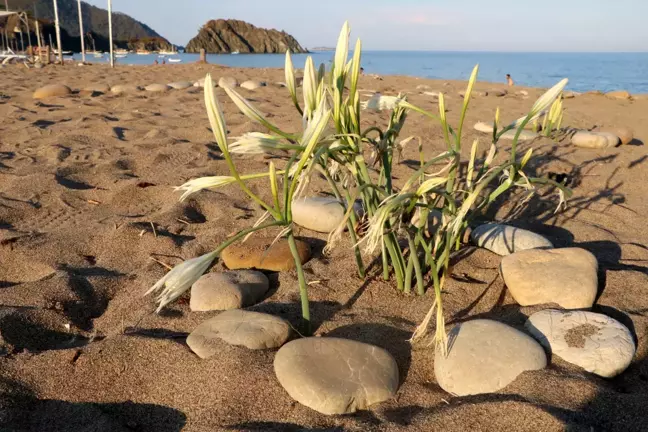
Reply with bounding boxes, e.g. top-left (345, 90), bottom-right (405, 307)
top-left (86, 0), bottom-right (648, 52)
